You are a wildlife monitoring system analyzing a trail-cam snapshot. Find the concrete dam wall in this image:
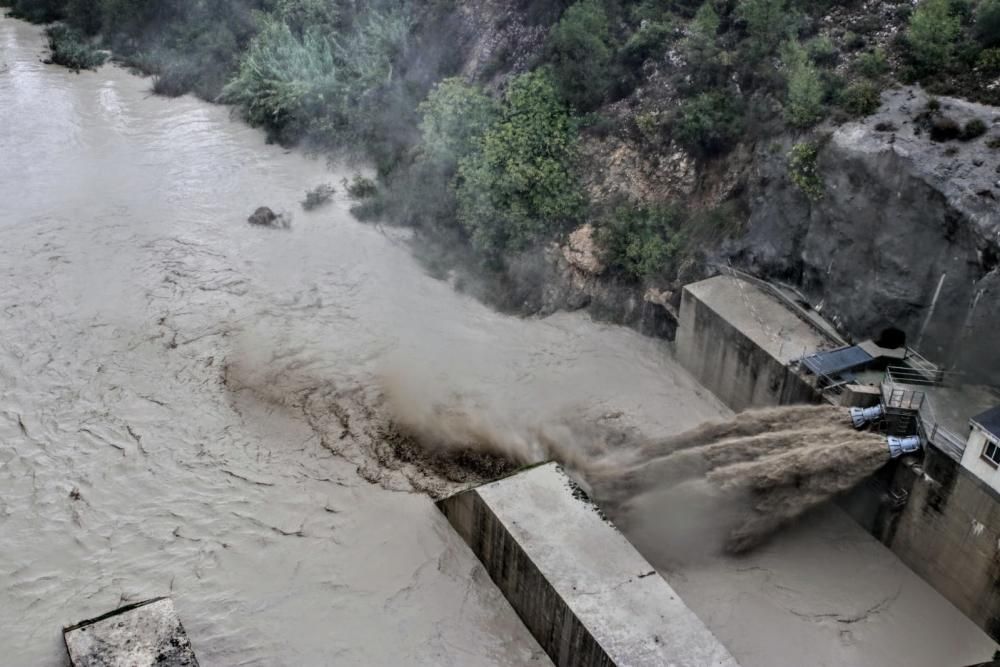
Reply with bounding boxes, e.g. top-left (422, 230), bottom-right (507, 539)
top-left (676, 274), bottom-right (1000, 643)
top-left (438, 463), bottom-right (738, 667)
